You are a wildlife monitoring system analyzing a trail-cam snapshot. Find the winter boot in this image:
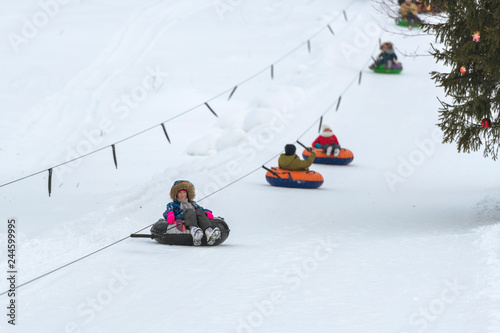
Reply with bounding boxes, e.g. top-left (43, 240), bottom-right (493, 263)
top-left (205, 227), bottom-right (221, 246)
top-left (326, 146), bottom-right (333, 156)
top-left (190, 227), bottom-right (203, 246)
top-left (334, 148), bottom-right (340, 157)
